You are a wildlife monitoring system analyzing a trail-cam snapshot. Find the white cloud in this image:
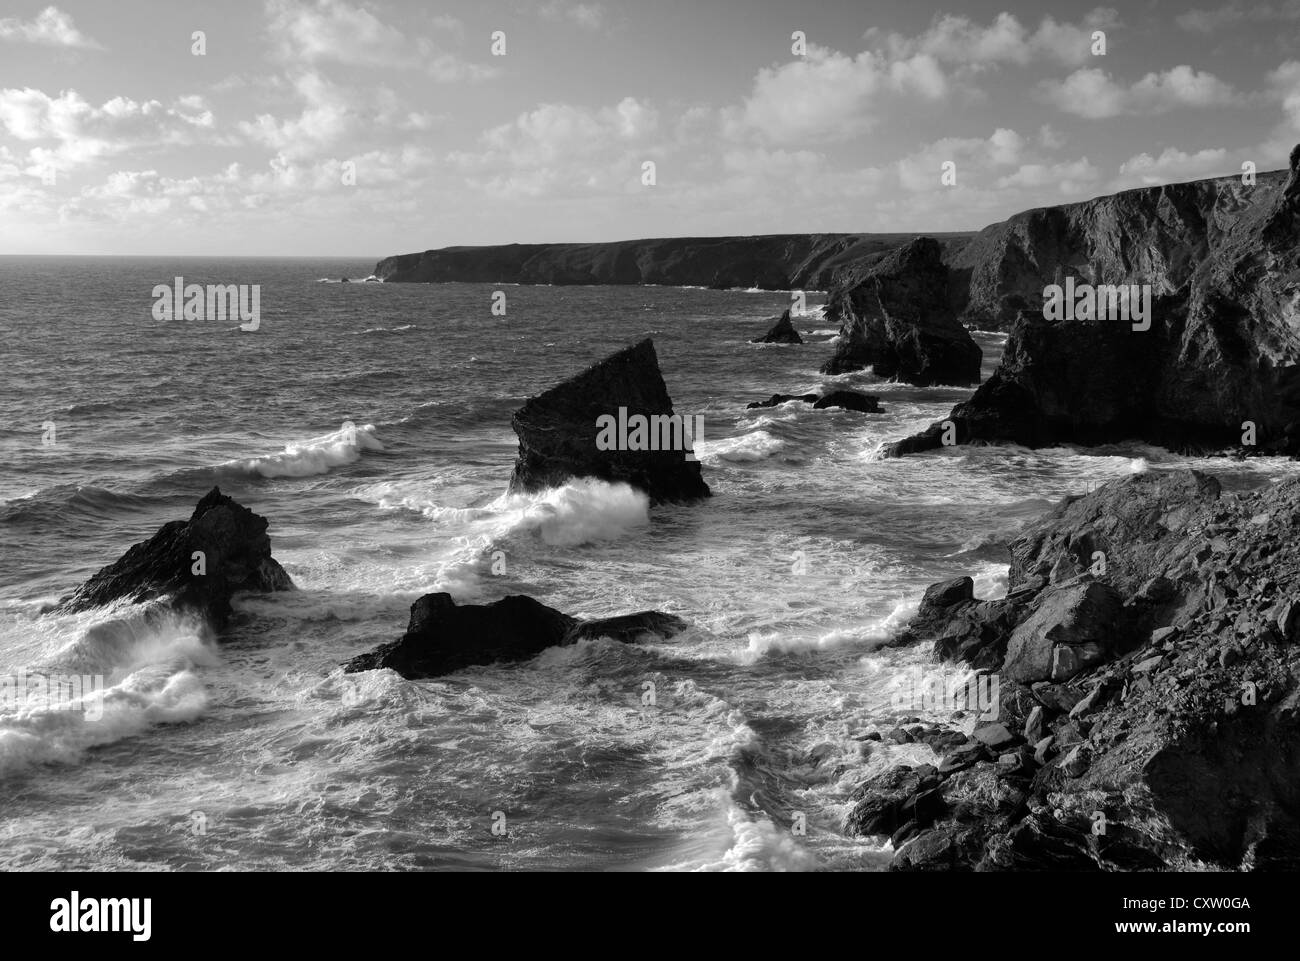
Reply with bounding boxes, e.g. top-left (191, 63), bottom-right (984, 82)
top-left (539, 2), bottom-right (607, 32)
top-left (1112, 147), bottom-right (1232, 188)
top-left (729, 45), bottom-right (947, 144)
top-left (265, 0), bottom-right (494, 81)
top-left (1040, 66), bottom-right (1238, 118)
top-left (882, 8), bottom-right (1118, 69)
top-left (897, 128), bottom-right (1025, 192)
top-left (0, 6), bottom-right (101, 49)
top-left (997, 157), bottom-right (1100, 192)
